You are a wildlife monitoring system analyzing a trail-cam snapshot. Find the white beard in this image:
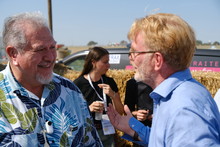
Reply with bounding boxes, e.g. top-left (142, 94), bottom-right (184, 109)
top-left (134, 57), bottom-right (154, 87)
top-left (134, 72), bottom-right (141, 82)
top-left (36, 72), bottom-right (53, 84)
